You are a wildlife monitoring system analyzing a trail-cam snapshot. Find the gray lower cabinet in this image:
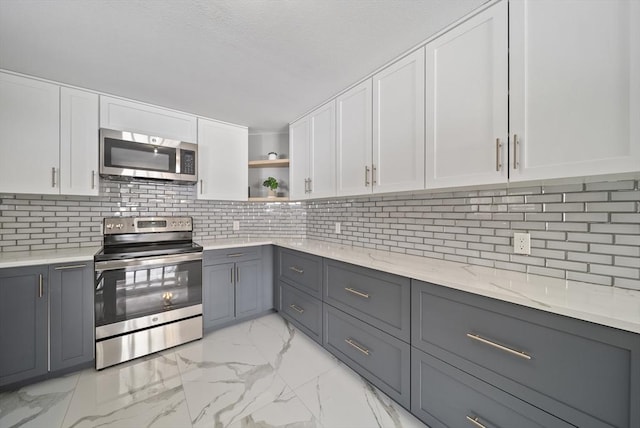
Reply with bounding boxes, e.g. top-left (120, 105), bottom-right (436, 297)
top-left (203, 247), bottom-right (269, 330)
top-left (203, 262), bottom-right (236, 328)
top-left (279, 281), bottom-right (322, 344)
top-left (0, 265), bottom-right (49, 387)
top-left (323, 259), bottom-right (410, 342)
top-left (412, 279), bottom-right (640, 428)
top-left (323, 304), bottom-right (411, 409)
top-left (411, 347), bottom-right (572, 428)
top-left (49, 262), bottom-right (94, 371)
top-left (278, 248), bottom-right (323, 299)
